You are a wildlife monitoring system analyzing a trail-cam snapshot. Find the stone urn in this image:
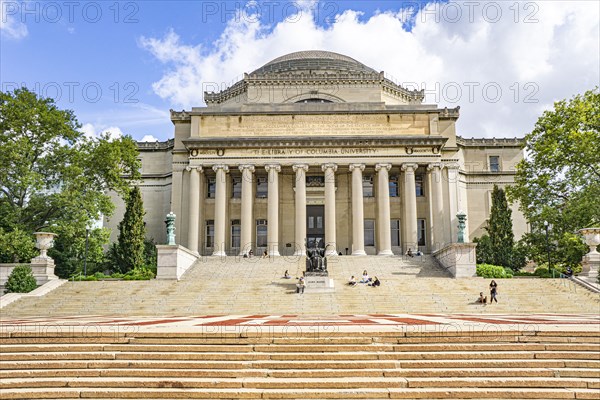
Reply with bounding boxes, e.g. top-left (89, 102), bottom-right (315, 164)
top-left (33, 232), bottom-right (57, 261)
top-left (579, 227), bottom-right (600, 279)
